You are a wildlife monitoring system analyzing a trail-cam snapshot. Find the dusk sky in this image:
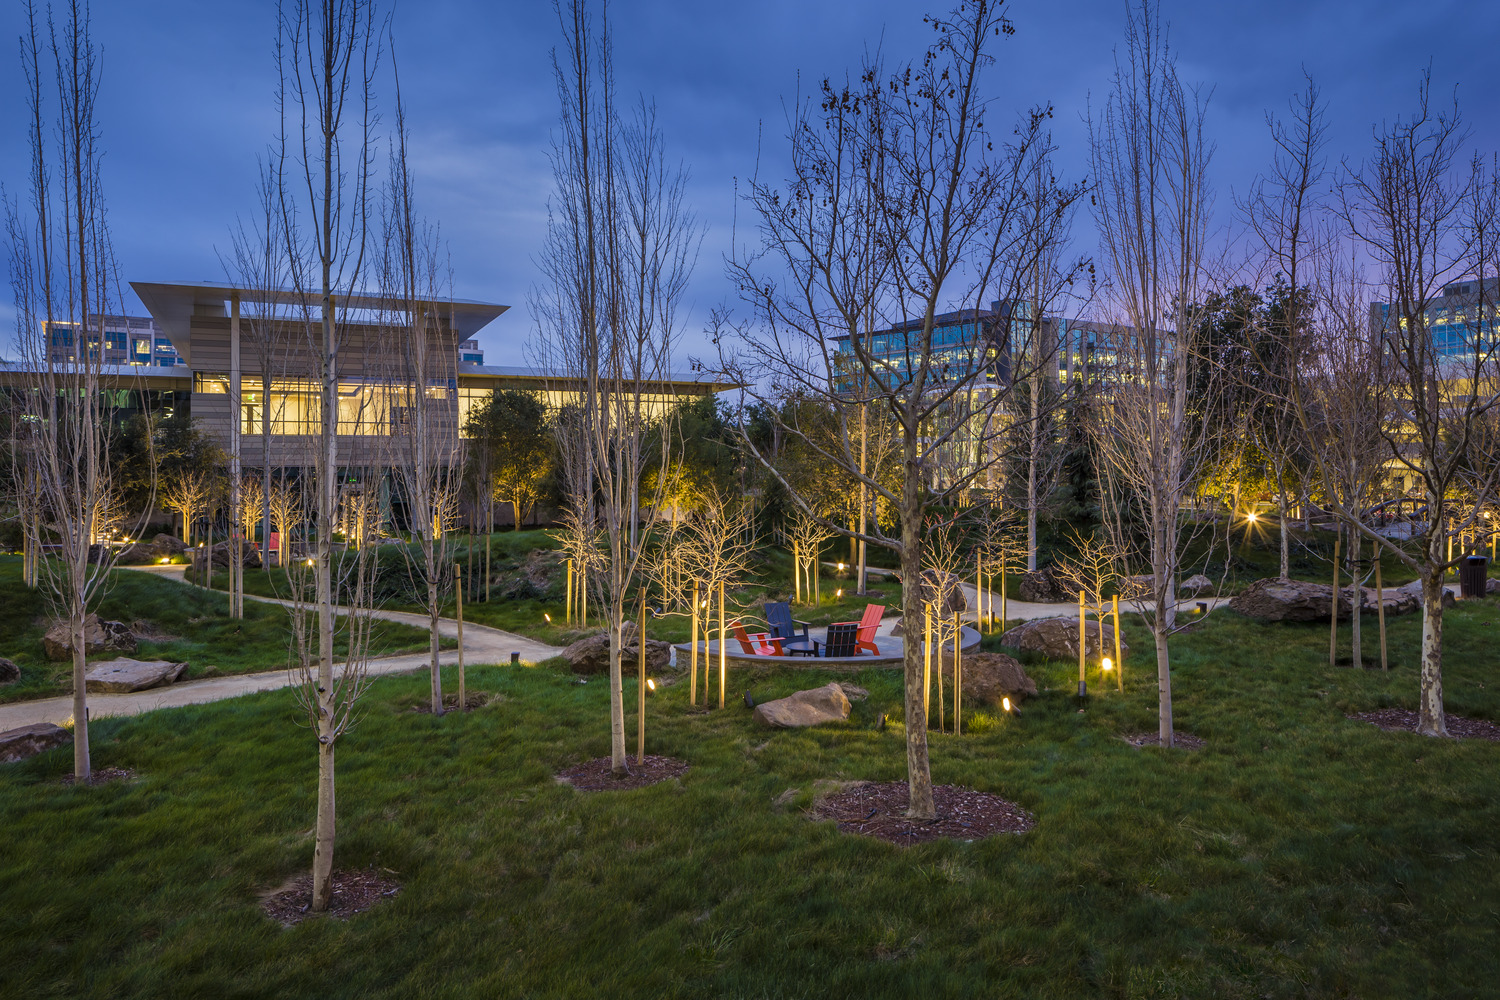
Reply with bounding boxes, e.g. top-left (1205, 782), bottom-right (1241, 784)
top-left (2, 0), bottom-right (1497, 366)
